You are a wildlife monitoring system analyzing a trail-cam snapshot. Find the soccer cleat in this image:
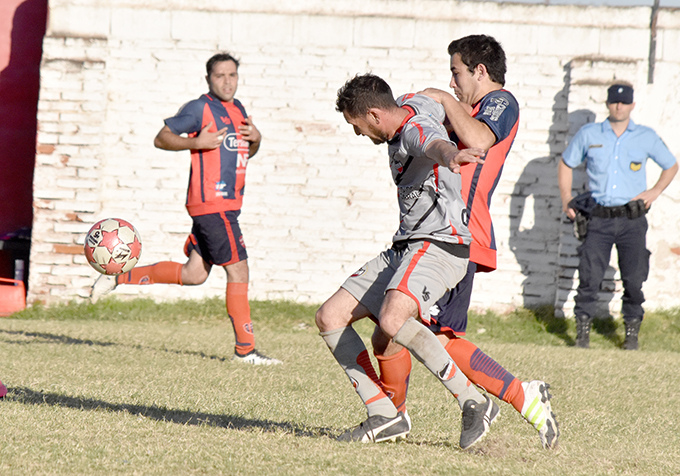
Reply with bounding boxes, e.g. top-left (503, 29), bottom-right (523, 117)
top-left (521, 380), bottom-right (560, 449)
top-left (0, 379), bottom-right (6, 399)
top-left (90, 274), bottom-right (118, 303)
top-left (403, 409), bottom-right (412, 433)
top-left (460, 395), bottom-right (499, 450)
top-left (231, 349), bottom-right (282, 366)
top-left (337, 411), bottom-right (410, 443)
